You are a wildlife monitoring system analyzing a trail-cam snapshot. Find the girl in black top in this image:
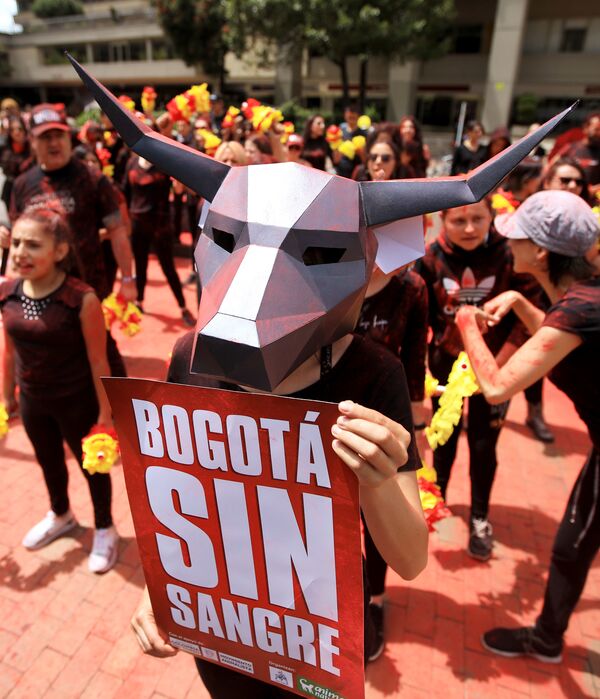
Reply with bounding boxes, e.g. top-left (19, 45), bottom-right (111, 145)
top-left (451, 120), bottom-right (487, 175)
top-left (301, 115), bottom-right (331, 171)
top-left (1, 208), bottom-right (118, 573)
top-left (456, 190), bottom-right (600, 663)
